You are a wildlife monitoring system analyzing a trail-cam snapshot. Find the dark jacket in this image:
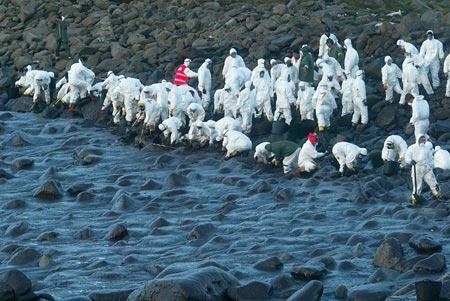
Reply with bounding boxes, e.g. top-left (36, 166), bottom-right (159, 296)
top-left (265, 141), bottom-right (300, 161)
top-left (56, 20), bottom-right (68, 42)
top-left (328, 46), bottom-right (344, 68)
top-left (299, 49), bottom-right (314, 83)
